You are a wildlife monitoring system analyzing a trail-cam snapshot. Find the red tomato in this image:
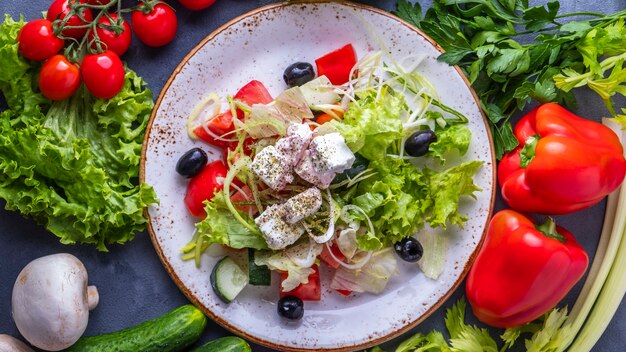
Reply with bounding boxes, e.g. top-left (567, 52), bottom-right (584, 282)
top-left (230, 184), bottom-right (257, 214)
top-left (131, 3), bottom-right (177, 47)
top-left (231, 79), bottom-right (273, 120)
top-left (335, 289), bottom-right (352, 296)
top-left (184, 160), bottom-right (228, 217)
top-left (81, 51), bottom-right (125, 99)
top-left (193, 111), bottom-right (235, 148)
top-left (38, 55), bottom-right (81, 101)
top-left (315, 44), bottom-right (357, 85)
top-left (193, 81), bottom-right (272, 148)
top-left (234, 80), bottom-right (273, 106)
top-left (88, 13), bottom-right (132, 56)
top-left (46, 0), bottom-right (93, 39)
top-left (227, 137), bottom-right (255, 156)
top-left (280, 265), bottom-right (321, 301)
top-left (318, 242), bottom-right (346, 269)
top-left (178, 0), bottom-right (217, 11)
top-left (17, 19), bottom-right (64, 61)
